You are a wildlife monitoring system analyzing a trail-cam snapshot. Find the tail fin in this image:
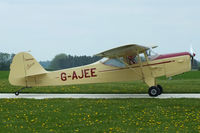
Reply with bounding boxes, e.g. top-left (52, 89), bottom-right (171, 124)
top-left (9, 52), bottom-right (48, 86)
